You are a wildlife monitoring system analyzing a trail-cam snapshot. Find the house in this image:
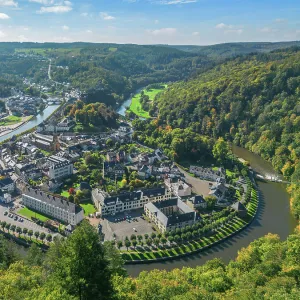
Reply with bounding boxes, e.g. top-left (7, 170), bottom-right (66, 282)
top-left (0, 177), bottom-right (15, 192)
top-left (116, 150), bottom-right (126, 163)
top-left (32, 133), bottom-right (60, 152)
top-left (22, 186), bottom-right (84, 225)
top-left (187, 195), bottom-right (207, 210)
top-left (144, 198), bottom-right (197, 233)
top-left (0, 192), bottom-right (13, 204)
top-left (118, 122), bottom-right (130, 133)
top-left (92, 186), bottom-right (172, 216)
top-left (80, 182), bottom-right (92, 191)
top-left (189, 166), bottom-right (226, 182)
top-left (165, 178), bottom-right (192, 197)
top-left (44, 155), bottom-right (73, 180)
top-left (138, 165), bottom-right (152, 180)
top-left (106, 152), bottom-right (117, 163)
top-left (209, 183), bottom-right (227, 203)
top-left (231, 201), bottom-right (247, 218)
top-left (104, 162), bottom-right (125, 179)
